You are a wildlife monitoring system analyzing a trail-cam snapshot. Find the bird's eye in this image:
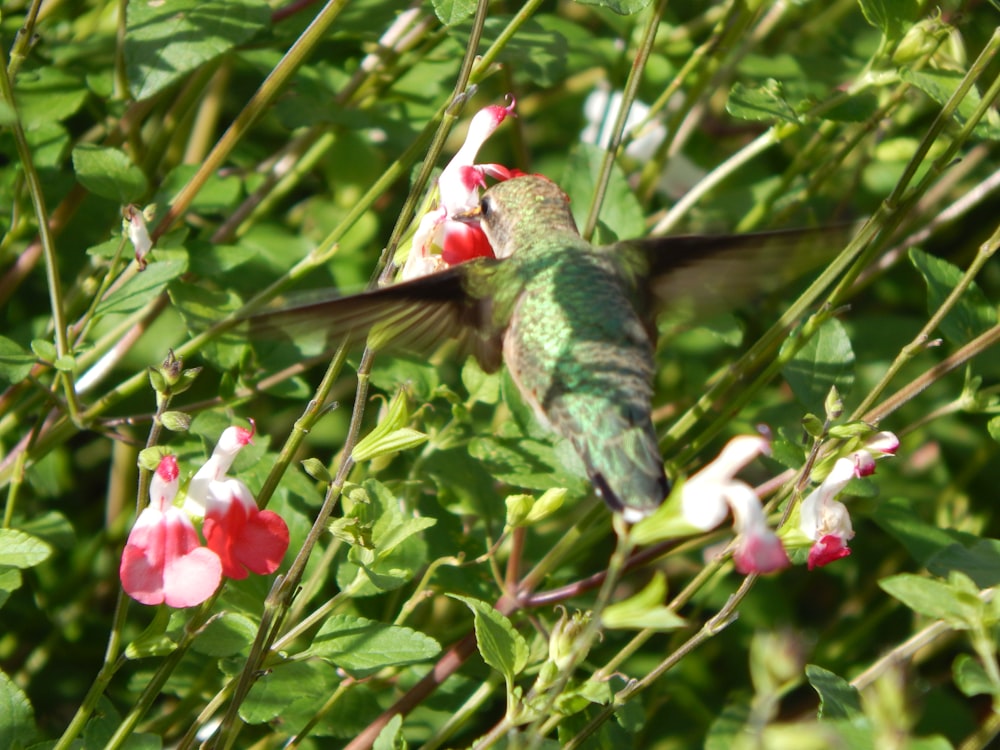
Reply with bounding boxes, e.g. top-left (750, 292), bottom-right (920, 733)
top-left (480, 195), bottom-right (493, 219)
